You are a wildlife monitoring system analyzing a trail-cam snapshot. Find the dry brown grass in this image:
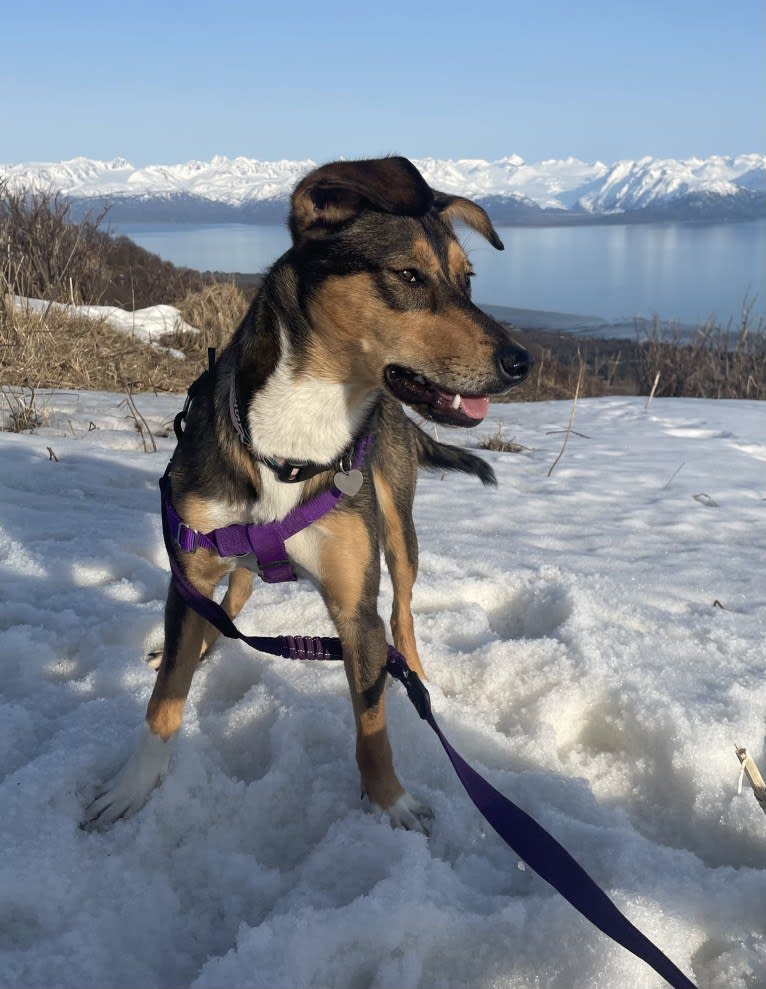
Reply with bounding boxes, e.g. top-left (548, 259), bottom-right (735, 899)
top-left (634, 305), bottom-right (766, 400)
top-left (163, 281), bottom-right (251, 357)
top-left (478, 423), bottom-right (530, 453)
top-left (0, 295), bottom-right (196, 392)
top-left (501, 307), bottom-right (766, 403)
